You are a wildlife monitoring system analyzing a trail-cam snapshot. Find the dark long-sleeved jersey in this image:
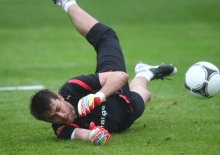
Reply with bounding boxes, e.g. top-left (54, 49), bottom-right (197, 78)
top-left (52, 73), bottom-right (133, 139)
